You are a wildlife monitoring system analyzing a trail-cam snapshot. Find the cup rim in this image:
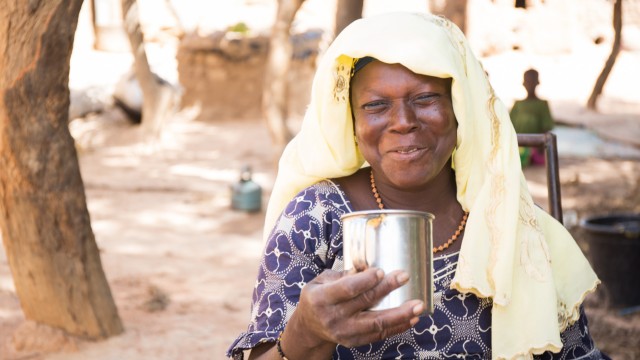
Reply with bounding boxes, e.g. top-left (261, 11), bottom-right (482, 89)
top-left (341, 209), bottom-right (435, 221)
